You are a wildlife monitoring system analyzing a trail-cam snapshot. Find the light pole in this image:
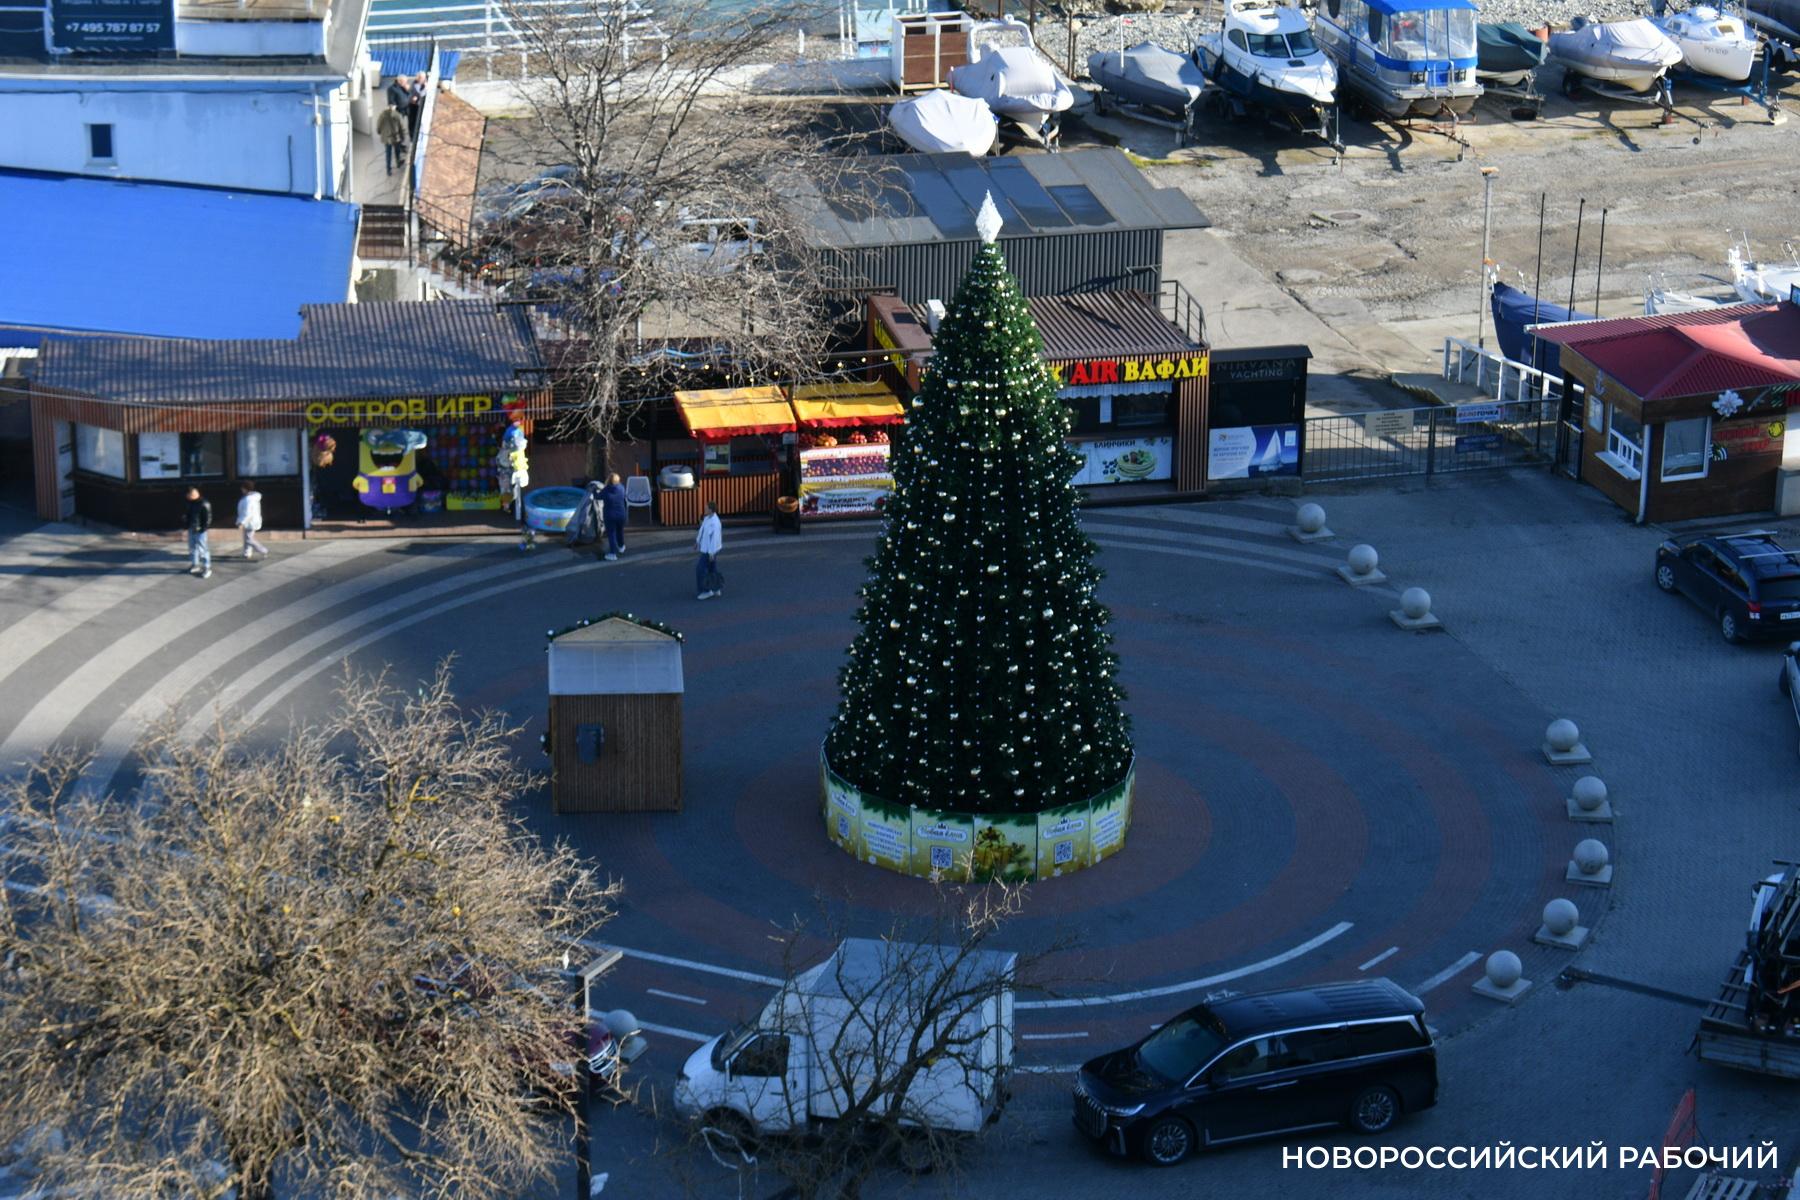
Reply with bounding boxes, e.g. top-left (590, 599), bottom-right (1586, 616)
top-left (1475, 166), bottom-right (1498, 350)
